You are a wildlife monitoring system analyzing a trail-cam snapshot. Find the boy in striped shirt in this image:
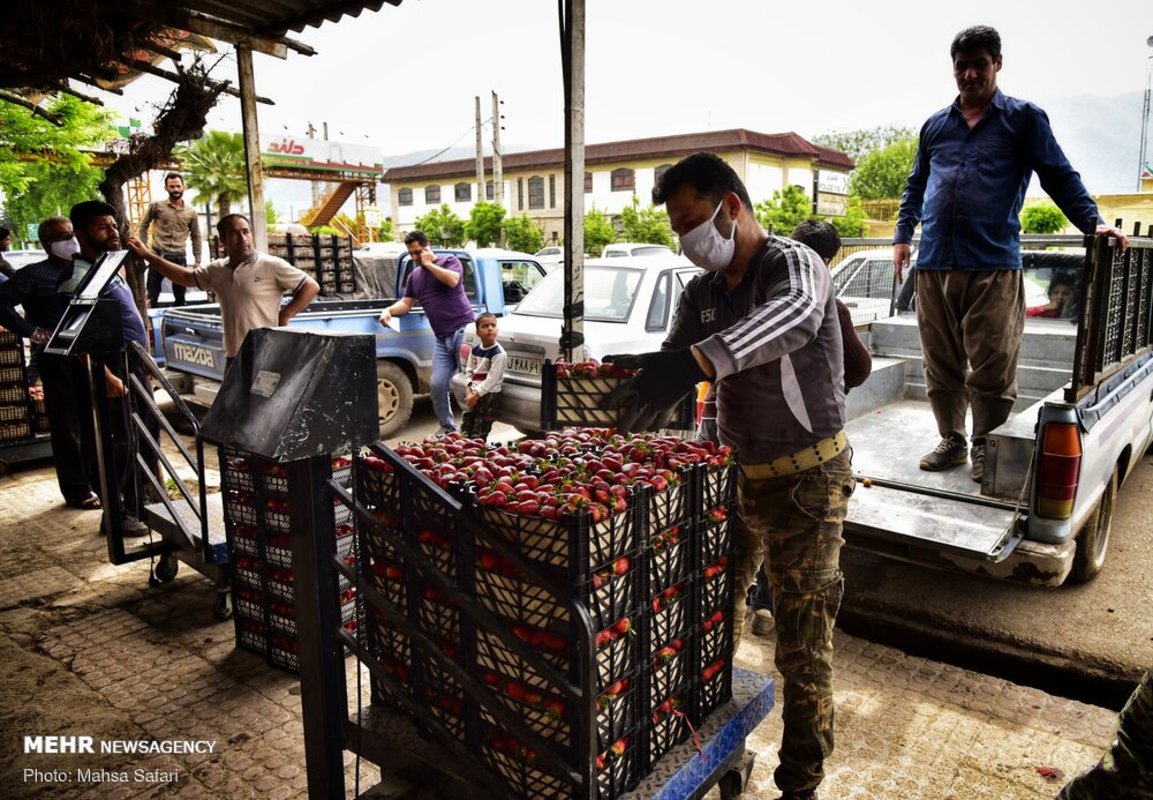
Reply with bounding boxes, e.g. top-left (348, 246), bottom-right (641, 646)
top-left (461, 312), bottom-right (506, 439)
